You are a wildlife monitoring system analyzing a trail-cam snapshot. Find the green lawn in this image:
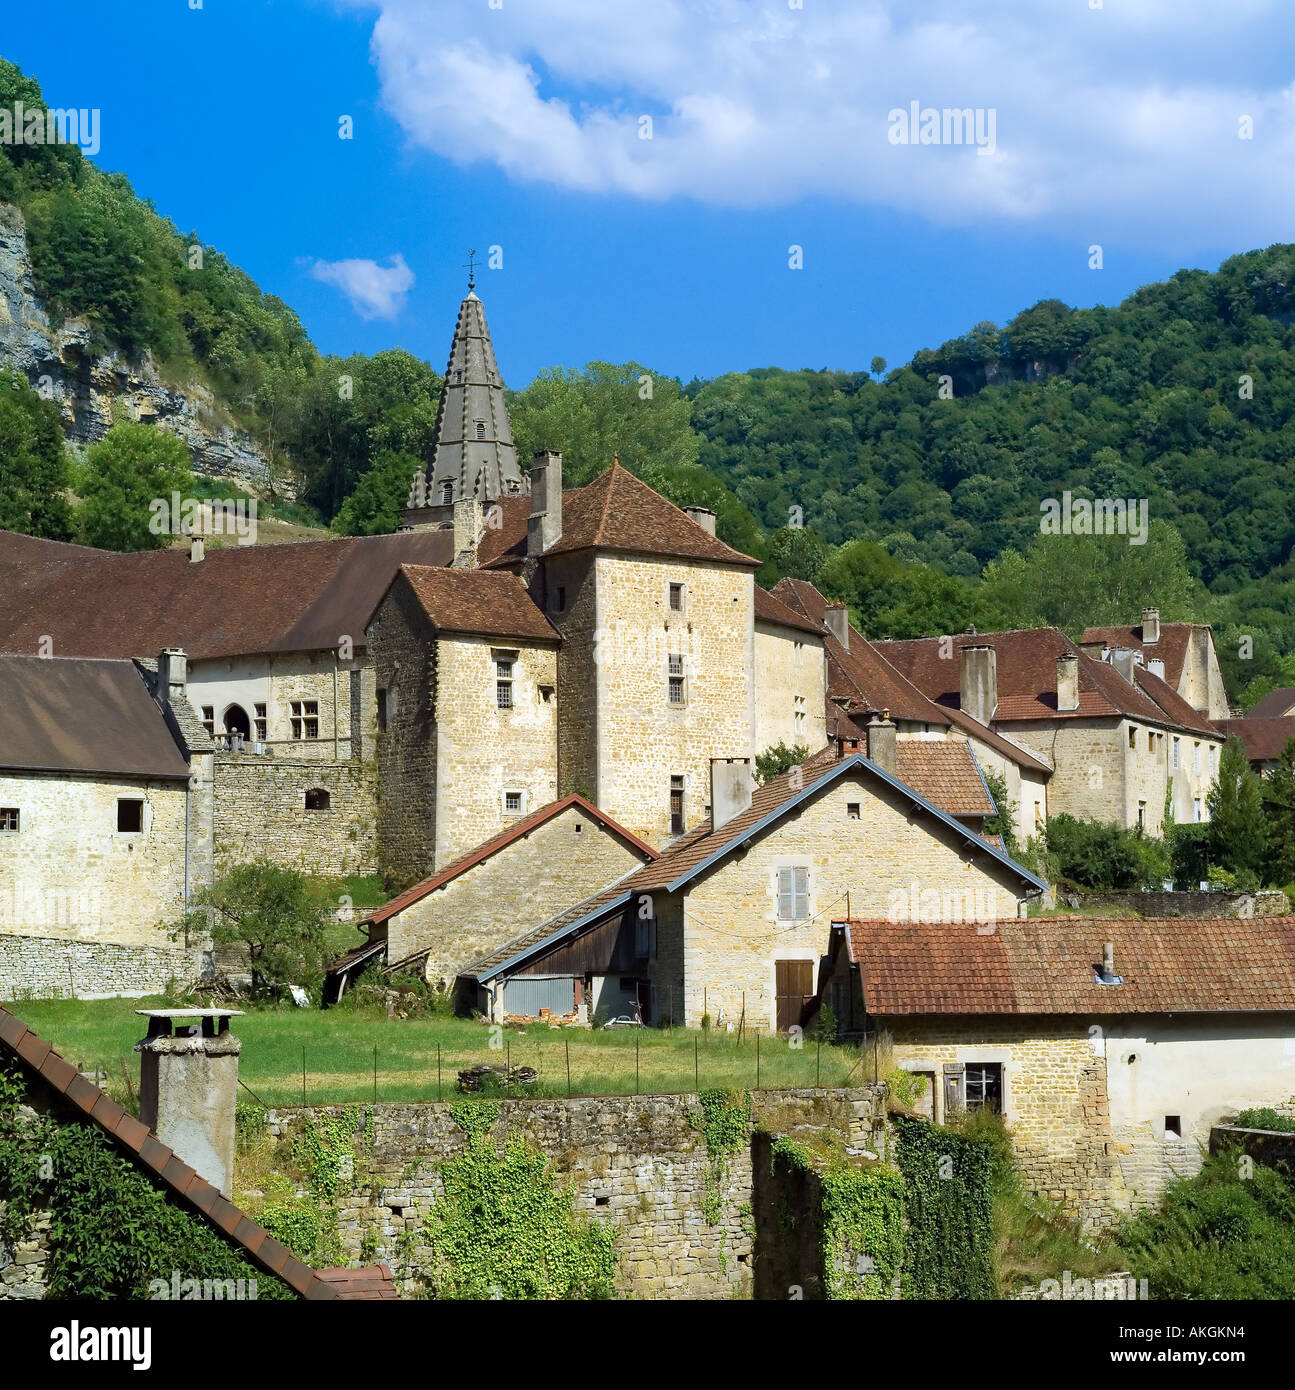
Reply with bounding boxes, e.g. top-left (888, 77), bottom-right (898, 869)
top-left (3, 994), bottom-right (869, 1108)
